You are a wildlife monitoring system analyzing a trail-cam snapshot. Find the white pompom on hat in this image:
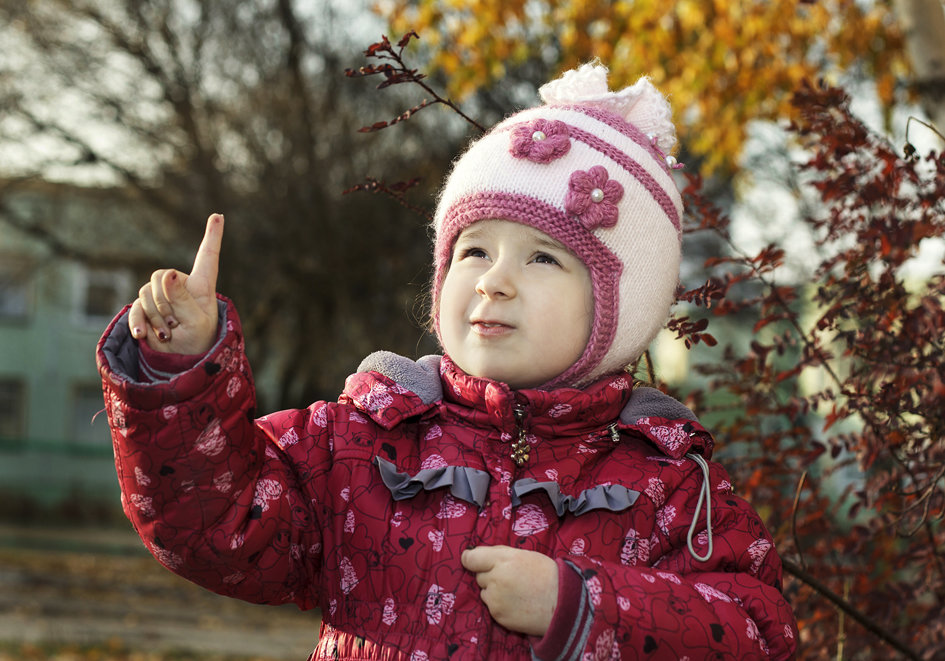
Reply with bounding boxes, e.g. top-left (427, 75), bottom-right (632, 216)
top-left (431, 62), bottom-right (683, 389)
